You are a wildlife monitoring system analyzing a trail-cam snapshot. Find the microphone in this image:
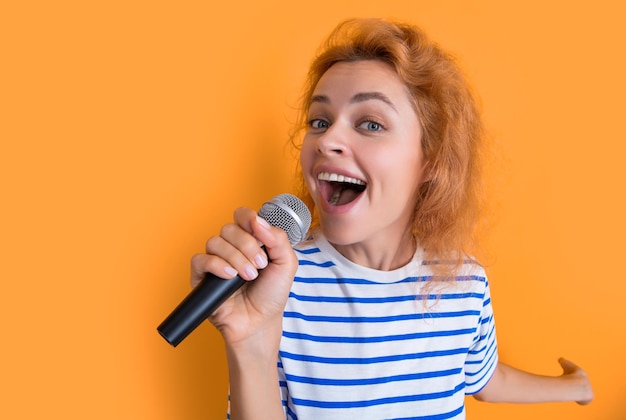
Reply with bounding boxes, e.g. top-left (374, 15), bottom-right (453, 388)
top-left (157, 193), bottom-right (312, 347)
